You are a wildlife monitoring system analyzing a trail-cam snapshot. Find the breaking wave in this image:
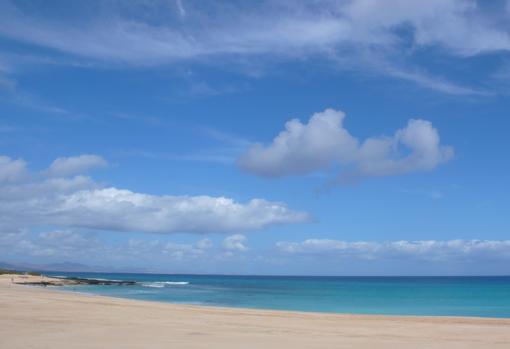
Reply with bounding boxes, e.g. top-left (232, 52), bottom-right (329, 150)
top-left (140, 281), bottom-right (190, 288)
